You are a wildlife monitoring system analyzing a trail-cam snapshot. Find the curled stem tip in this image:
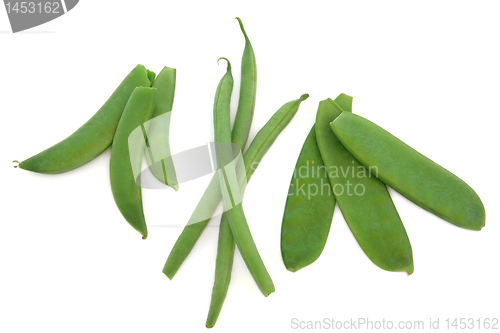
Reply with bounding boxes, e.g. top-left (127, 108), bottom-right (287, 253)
top-left (235, 17), bottom-right (249, 40)
top-left (217, 57), bottom-right (231, 71)
top-left (12, 160), bottom-right (20, 168)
